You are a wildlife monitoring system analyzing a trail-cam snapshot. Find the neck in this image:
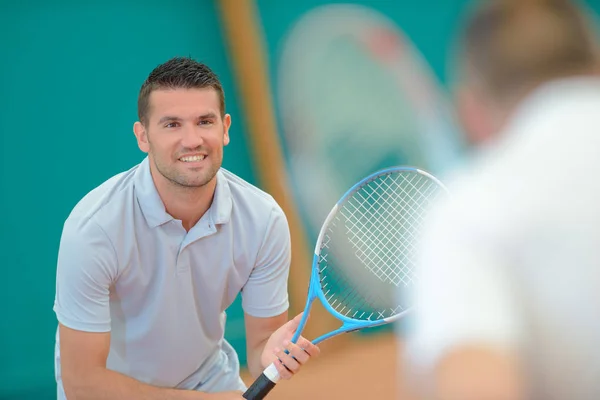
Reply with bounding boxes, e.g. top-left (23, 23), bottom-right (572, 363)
top-left (150, 166), bottom-right (217, 232)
